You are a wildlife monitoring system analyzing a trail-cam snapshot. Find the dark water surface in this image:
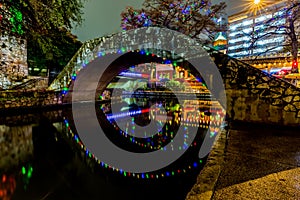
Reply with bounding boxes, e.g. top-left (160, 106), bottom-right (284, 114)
top-left (0, 98), bottom-right (224, 200)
